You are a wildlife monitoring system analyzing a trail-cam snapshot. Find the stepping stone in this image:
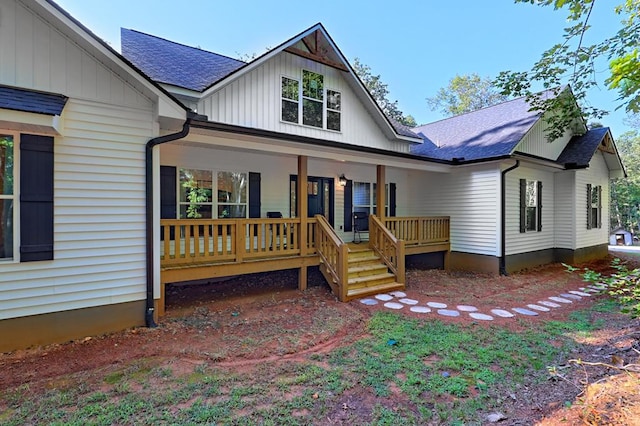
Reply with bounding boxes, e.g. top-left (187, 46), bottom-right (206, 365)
top-left (527, 304), bottom-right (550, 312)
top-left (549, 296), bottom-right (573, 304)
top-left (437, 309), bottom-right (460, 317)
top-left (390, 291), bottom-right (407, 298)
top-left (491, 309), bottom-right (515, 318)
top-left (569, 290), bottom-right (591, 297)
top-left (375, 294), bottom-right (394, 301)
top-left (427, 302), bottom-right (448, 309)
top-left (538, 300), bottom-right (561, 308)
top-left (584, 288), bottom-right (600, 293)
top-left (561, 293), bottom-right (582, 300)
top-left (399, 298), bottom-right (419, 305)
top-left (410, 306), bottom-right (431, 314)
top-left (512, 307), bottom-right (539, 316)
top-left (457, 305), bottom-right (478, 312)
top-left (384, 302), bottom-right (404, 310)
top-left (360, 298), bottom-right (378, 306)
top-left (469, 312), bottom-right (494, 321)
